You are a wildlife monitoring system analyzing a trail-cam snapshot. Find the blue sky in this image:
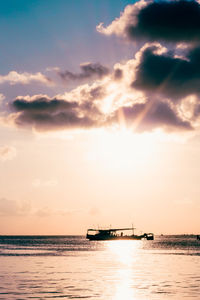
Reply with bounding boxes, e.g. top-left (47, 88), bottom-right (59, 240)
top-left (0, 0), bottom-right (133, 73)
